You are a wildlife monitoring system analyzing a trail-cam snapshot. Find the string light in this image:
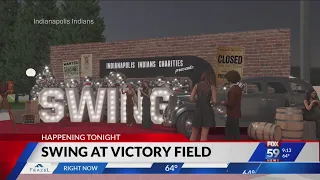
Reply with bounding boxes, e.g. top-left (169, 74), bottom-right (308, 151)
top-left (39, 88), bottom-right (65, 123)
top-left (150, 87), bottom-right (173, 124)
top-left (65, 88), bottom-right (107, 122)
